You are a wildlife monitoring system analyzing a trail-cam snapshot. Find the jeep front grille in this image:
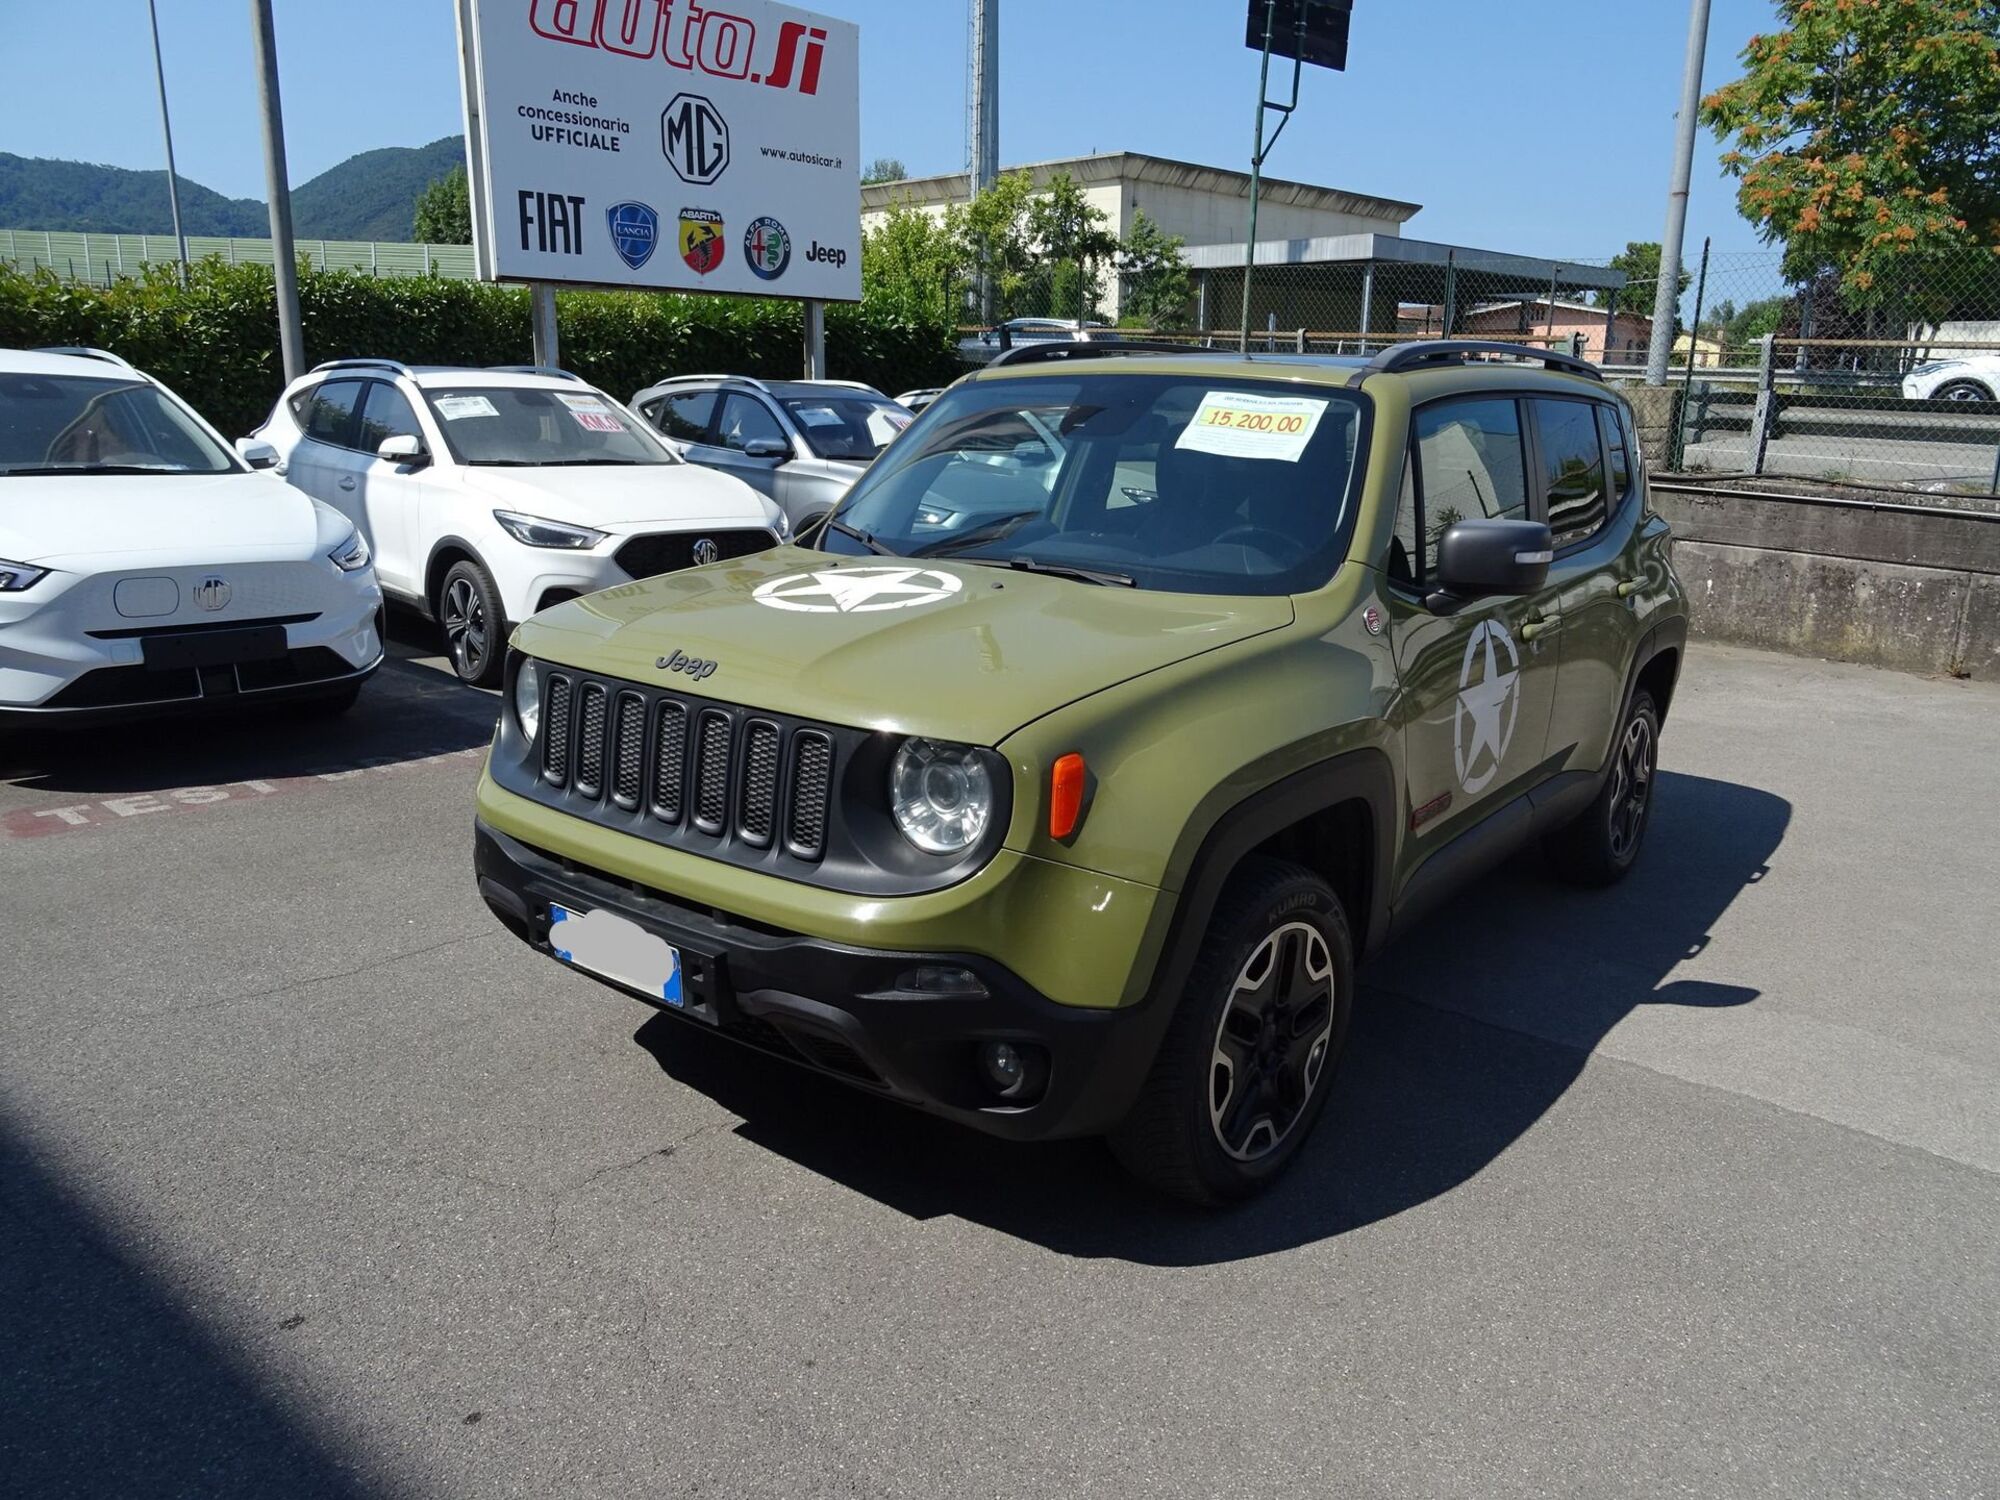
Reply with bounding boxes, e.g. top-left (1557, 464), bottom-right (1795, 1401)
top-left (537, 668), bottom-right (834, 866)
